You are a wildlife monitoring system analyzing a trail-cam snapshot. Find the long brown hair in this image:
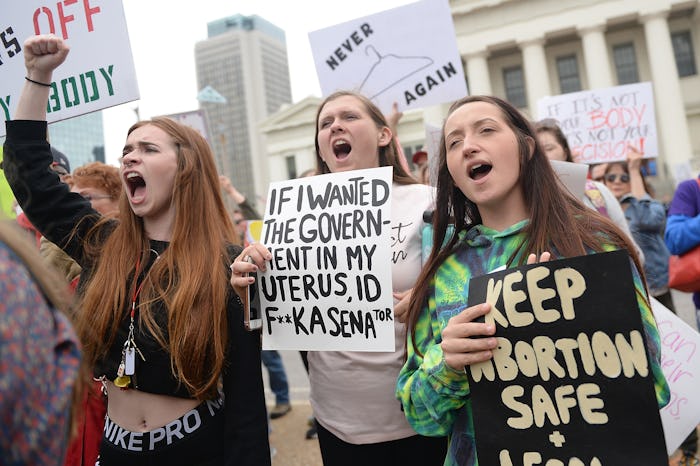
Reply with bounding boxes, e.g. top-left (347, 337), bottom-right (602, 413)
top-left (76, 117), bottom-right (237, 399)
top-left (407, 96), bottom-right (645, 355)
top-left (535, 120), bottom-right (574, 162)
top-left (314, 91), bottom-right (416, 185)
